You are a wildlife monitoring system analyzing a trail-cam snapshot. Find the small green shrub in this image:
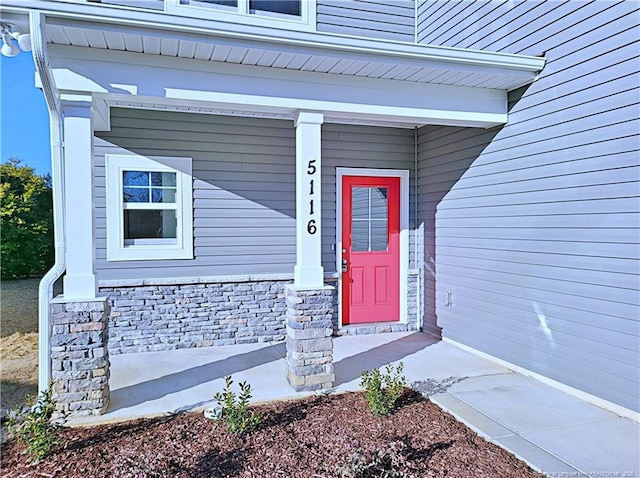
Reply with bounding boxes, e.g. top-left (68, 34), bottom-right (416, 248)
top-left (341, 441), bottom-right (409, 478)
top-left (360, 362), bottom-right (407, 417)
top-left (7, 384), bottom-right (63, 461)
top-left (213, 376), bottom-right (261, 436)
